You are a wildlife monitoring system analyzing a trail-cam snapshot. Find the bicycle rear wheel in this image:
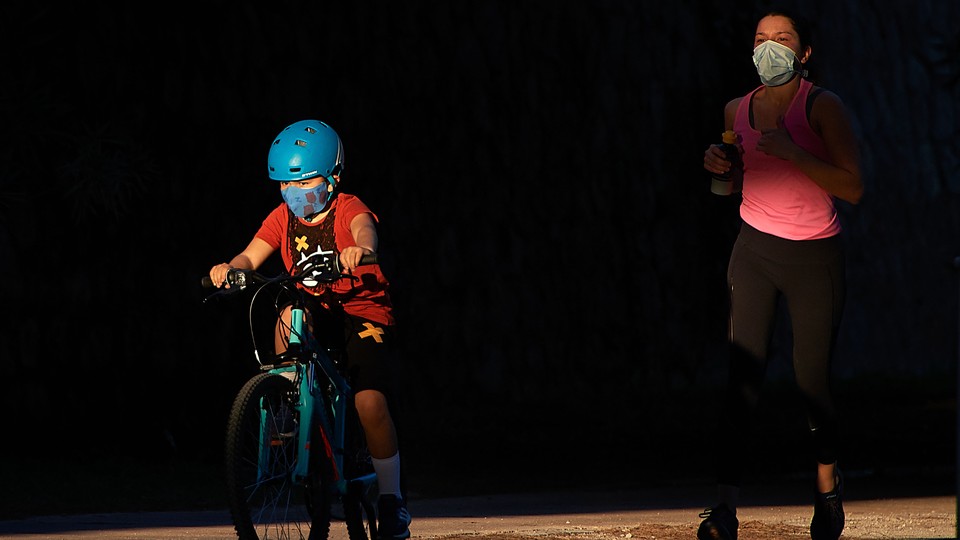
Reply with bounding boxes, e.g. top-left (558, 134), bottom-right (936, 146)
top-left (225, 372), bottom-right (333, 540)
